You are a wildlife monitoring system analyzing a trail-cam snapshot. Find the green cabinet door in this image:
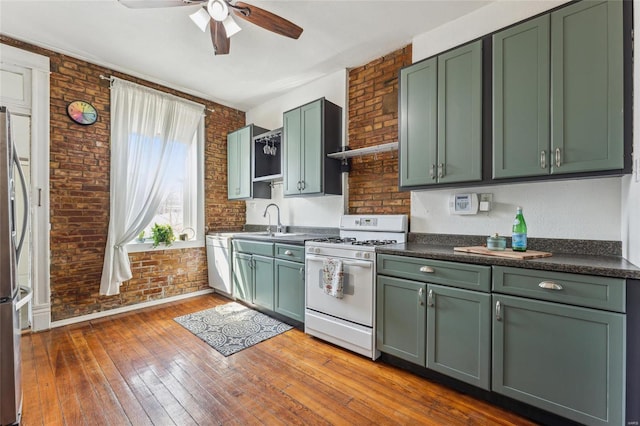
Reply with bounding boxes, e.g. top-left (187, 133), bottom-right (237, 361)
top-left (399, 57), bottom-right (438, 187)
top-left (227, 125), bottom-right (270, 200)
top-left (252, 255), bottom-right (274, 310)
top-left (274, 259), bottom-right (305, 322)
top-left (283, 107), bottom-right (302, 196)
top-left (300, 99), bottom-right (323, 195)
top-left (232, 252), bottom-right (253, 302)
top-left (437, 40), bottom-right (482, 184)
top-left (376, 275), bottom-right (426, 366)
top-left (550, 0), bottom-right (623, 174)
top-left (227, 126), bottom-right (250, 199)
top-left (283, 98), bottom-right (341, 196)
top-left (492, 295), bottom-right (625, 426)
top-left (493, 15), bottom-right (550, 179)
top-left (426, 285), bottom-right (491, 390)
